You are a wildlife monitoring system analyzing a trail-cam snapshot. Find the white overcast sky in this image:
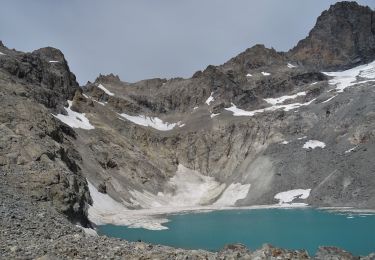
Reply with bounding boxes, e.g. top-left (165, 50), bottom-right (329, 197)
top-left (0, 0), bottom-right (374, 84)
